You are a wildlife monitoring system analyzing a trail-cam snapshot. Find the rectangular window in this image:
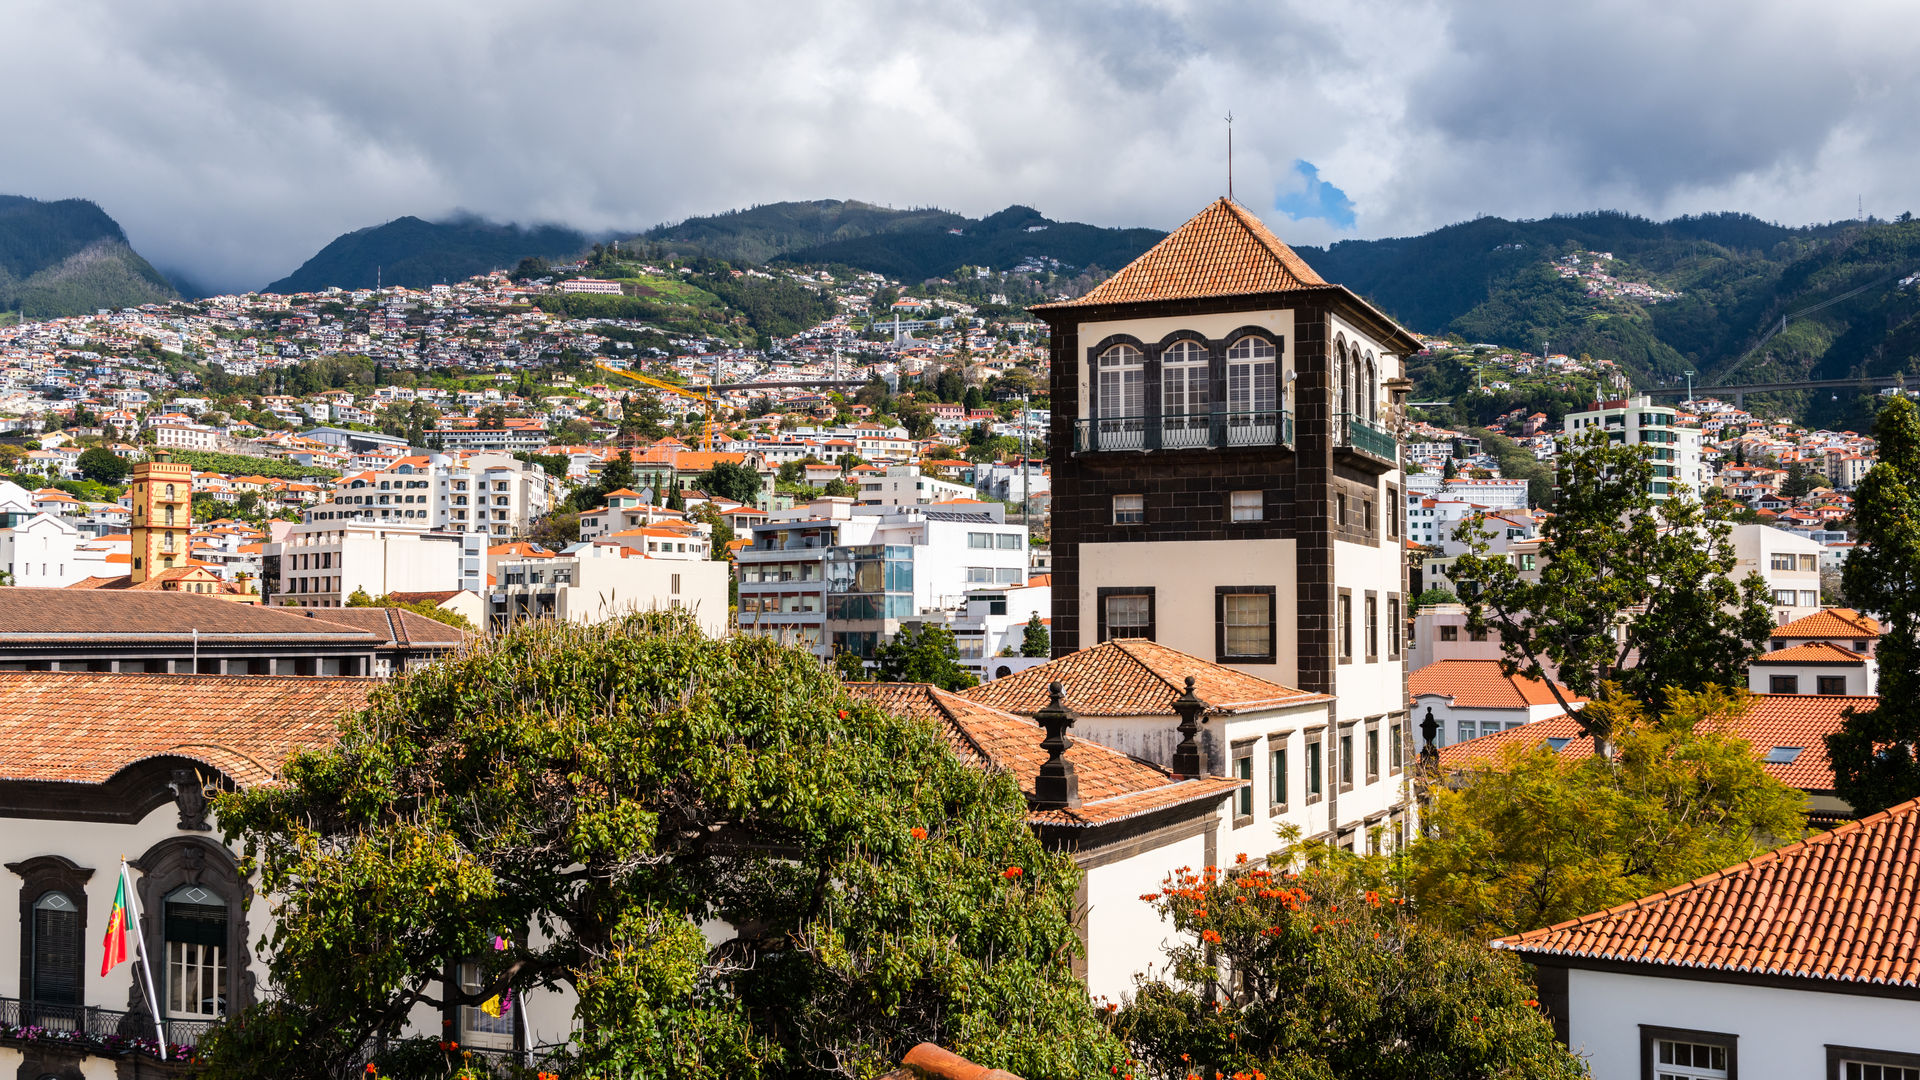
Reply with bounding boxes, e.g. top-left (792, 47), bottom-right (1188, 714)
top-left (1773, 588), bottom-right (1798, 605)
top-left (1801, 590), bottom-right (1820, 608)
top-left (1388, 597), bottom-right (1403, 657)
top-left (670, 573), bottom-right (681, 595)
top-left (968, 532), bottom-right (992, 549)
top-left (1113, 494), bottom-right (1144, 525)
top-left (1230, 490), bottom-right (1263, 522)
top-left (1218, 588), bottom-right (1275, 663)
top-left (1439, 625), bottom-right (1459, 642)
top-left (1801, 554), bottom-right (1819, 572)
top-left (1770, 553), bottom-right (1796, 571)
top-left (1306, 740), bottom-right (1323, 800)
top-left (1232, 742), bottom-right (1255, 825)
top-left (1389, 721), bottom-right (1403, 771)
top-left (1366, 726), bottom-right (1380, 781)
top-left (1338, 591), bottom-right (1353, 661)
top-left (1650, 1033), bottom-right (1732, 1080)
top-left (459, 961), bottom-right (516, 1050)
top-left (1269, 745), bottom-right (1288, 810)
top-left (1831, 1048), bottom-right (1920, 1080)
top-left (1387, 485), bottom-right (1400, 538)
top-left (1102, 591), bottom-right (1153, 640)
top-left (1339, 730), bottom-right (1354, 789)
top-left (1337, 494), bottom-right (1348, 526)
top-left (996, 533), bottom-right (1022, 549)
top-left (1365, 593), bottom-right (1379, 661)
top-left (1770, 675), bottom-right (1800, 694)
top-left (966, 567), bottom-right (995, 583)
top-left (1818, 675), bottom-right (1848, 695)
